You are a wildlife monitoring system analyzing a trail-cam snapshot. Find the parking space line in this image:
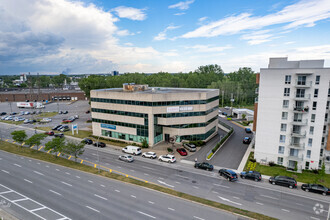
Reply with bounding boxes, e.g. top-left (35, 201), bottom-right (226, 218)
top-left (12, 198), bottom-right (28, 203)
top-left (49, 190), bottom-right (62, 196)
top-left (281, 209), bottom-right (290, 212)
top-left (86, 206), bottom-right (100, 213)
top-left (1, 170), bottom-right (10, 174)
top-left (38, 146), bottom-right (44, 151)
top-left (30, 207), bottom-right (46, 212)
top-left (137, 211), bottom-right (156, 219)
top-left (0, 191), bottom-right (13, 195)
top-left (24, 179), bottom-right (33, 184)
top-left (61, 181), bottom-right (72, 187)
